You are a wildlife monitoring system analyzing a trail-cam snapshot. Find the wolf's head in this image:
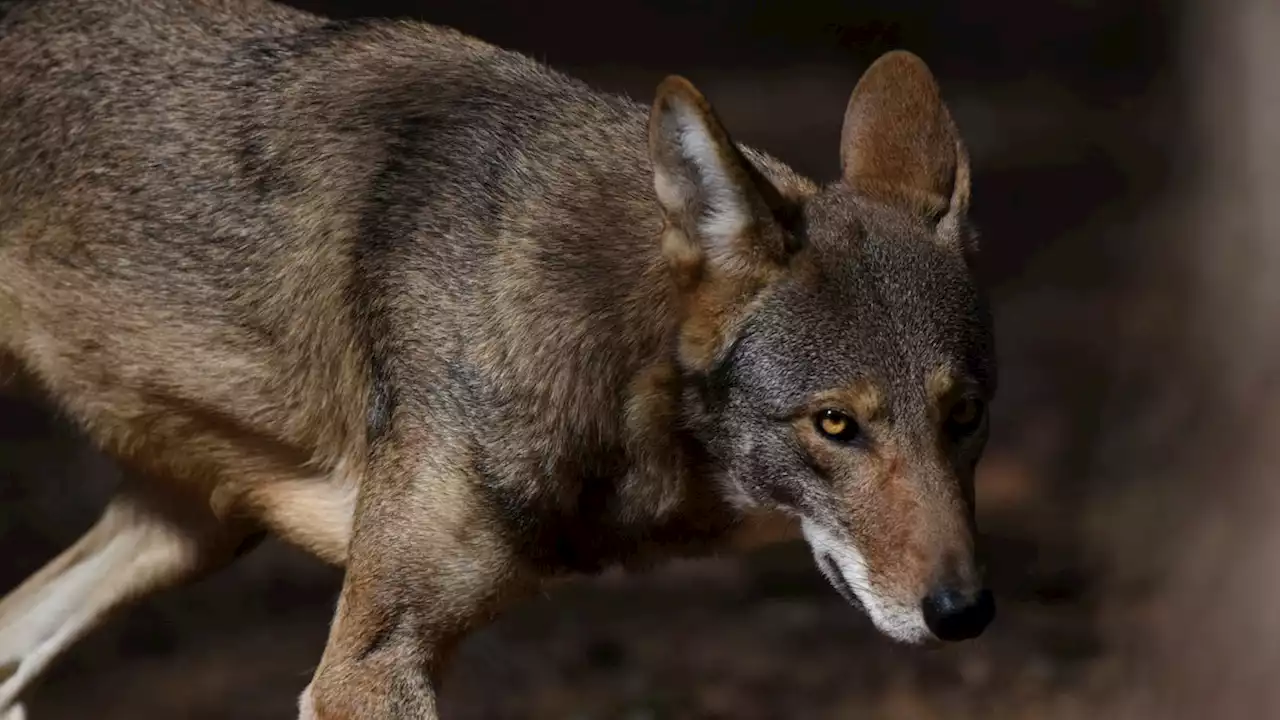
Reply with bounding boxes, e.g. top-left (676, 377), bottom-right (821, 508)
top-left (649, 51), bottom-right (996, 644)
